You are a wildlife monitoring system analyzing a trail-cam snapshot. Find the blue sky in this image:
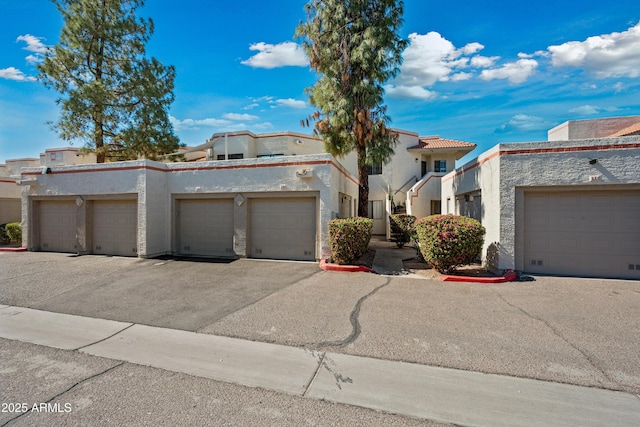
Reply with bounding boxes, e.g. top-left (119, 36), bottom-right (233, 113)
top-left (1, 0), bottom-right (640, 165)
